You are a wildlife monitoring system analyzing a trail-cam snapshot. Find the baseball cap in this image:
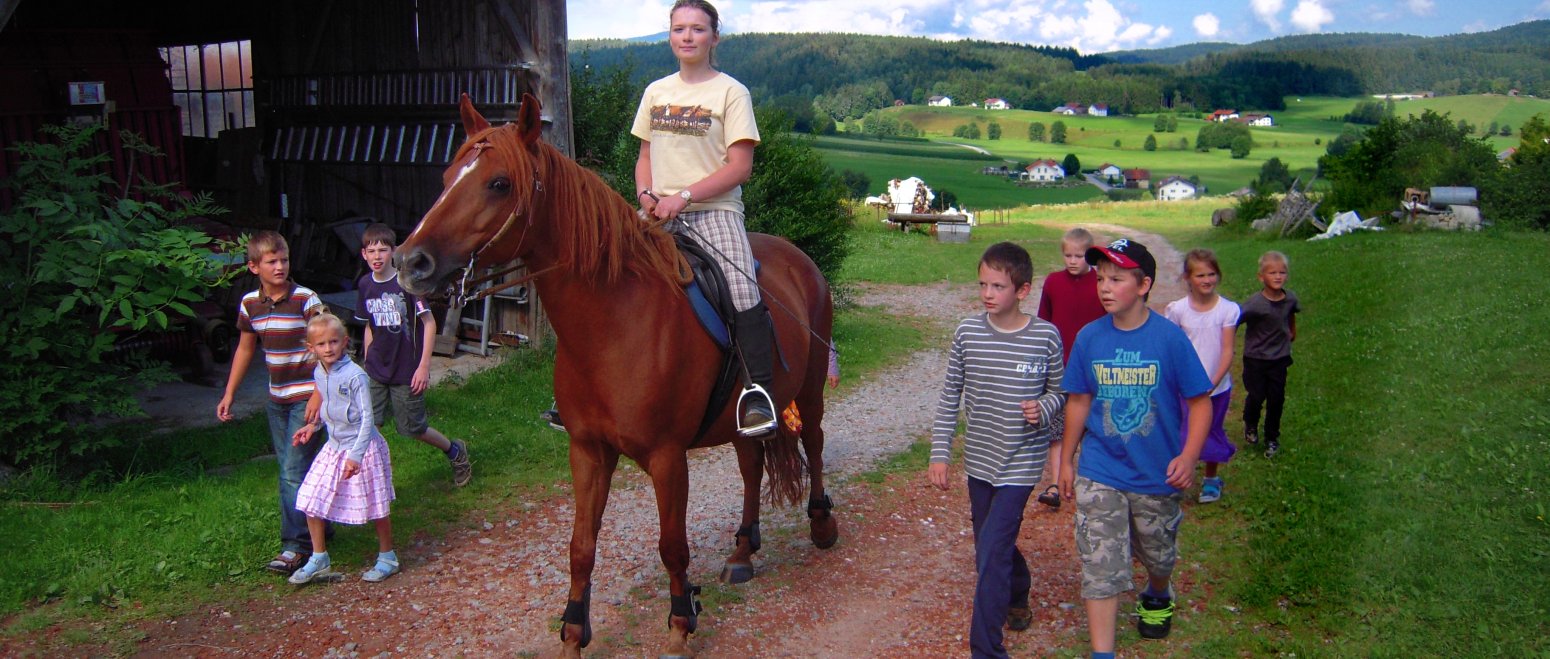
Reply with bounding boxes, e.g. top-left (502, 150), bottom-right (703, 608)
top-left (1086, 238), bottom-right (1157, 281)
